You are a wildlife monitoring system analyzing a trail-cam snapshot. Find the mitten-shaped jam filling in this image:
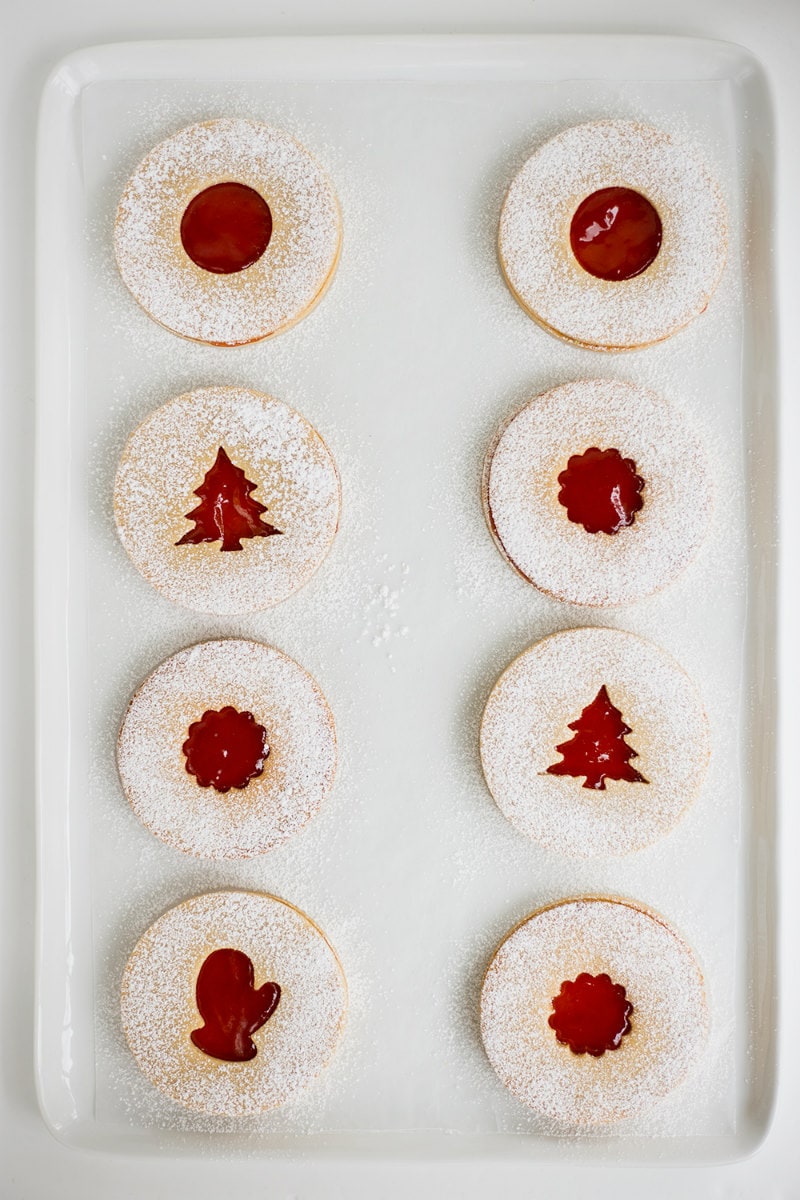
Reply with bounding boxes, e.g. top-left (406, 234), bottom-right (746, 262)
top-left (569, 187), bottom-right (662, 282)
top-left (183, 706), bottom-right (268, 793)
top-left (180, 182), bottom-right (273, 274)
top-left (546, 685), bottom-right (648, 791)
top-left (176, 446), bottom-right (283, 552)
top-left (191, 948), bottom-right (281, 1062)
top-left (557, 447), bottom-right (645, 535)
top-left (548, 972), bottom-right (633, 1057)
